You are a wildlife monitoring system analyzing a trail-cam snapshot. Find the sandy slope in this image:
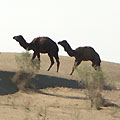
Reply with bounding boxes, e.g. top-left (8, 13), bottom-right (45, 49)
top-left (0, 53), bottom-right (120, 120)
